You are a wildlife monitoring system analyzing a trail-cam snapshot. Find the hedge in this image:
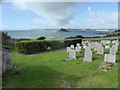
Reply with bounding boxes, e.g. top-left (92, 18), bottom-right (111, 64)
top-left (16, 38), bottom-right (82, 54)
